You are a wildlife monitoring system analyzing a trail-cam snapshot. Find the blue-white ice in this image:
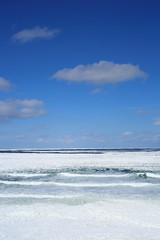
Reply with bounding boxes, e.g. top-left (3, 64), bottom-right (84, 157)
top-left (0, 149), bottom-right (160, 240)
